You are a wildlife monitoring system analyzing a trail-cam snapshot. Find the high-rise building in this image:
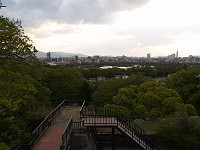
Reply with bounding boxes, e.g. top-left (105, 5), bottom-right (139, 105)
top-left (147, 53), bottom-right (151, 59)
top-left (47, 51), bottom-right (51, 62)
